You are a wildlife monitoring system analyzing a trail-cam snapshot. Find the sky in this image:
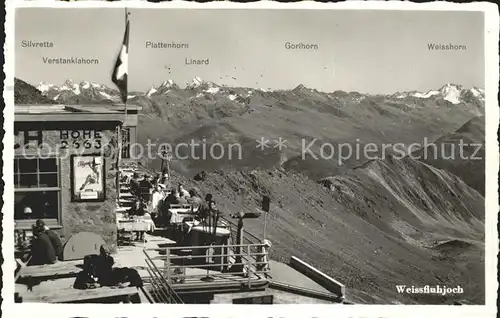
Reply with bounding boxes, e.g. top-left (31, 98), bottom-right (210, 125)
top-left (16, 8), bottom-right (485, 94)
